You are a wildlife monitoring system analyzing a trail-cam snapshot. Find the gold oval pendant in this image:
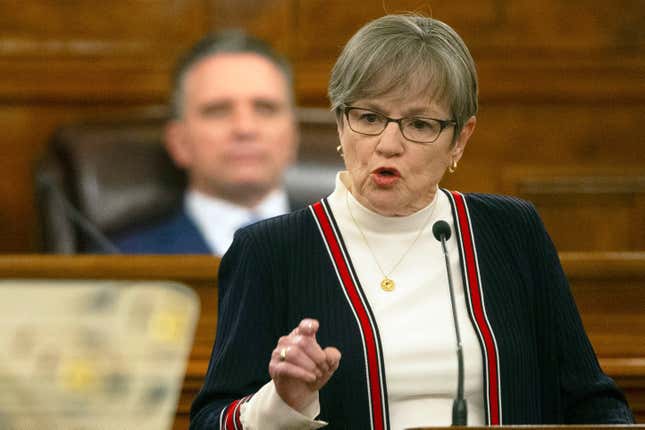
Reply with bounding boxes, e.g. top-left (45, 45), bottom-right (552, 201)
top-left (381, 278), bottom-right (395, 292)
